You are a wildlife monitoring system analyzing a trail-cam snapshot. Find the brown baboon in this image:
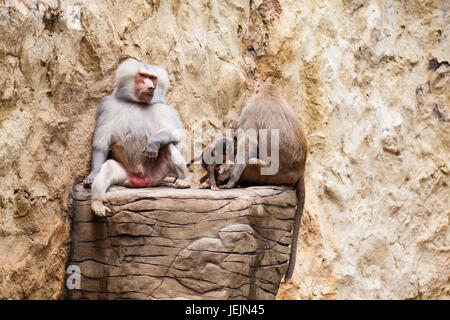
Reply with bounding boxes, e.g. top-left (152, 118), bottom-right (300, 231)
top-left (221, 83), bottom-right (308, 282)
